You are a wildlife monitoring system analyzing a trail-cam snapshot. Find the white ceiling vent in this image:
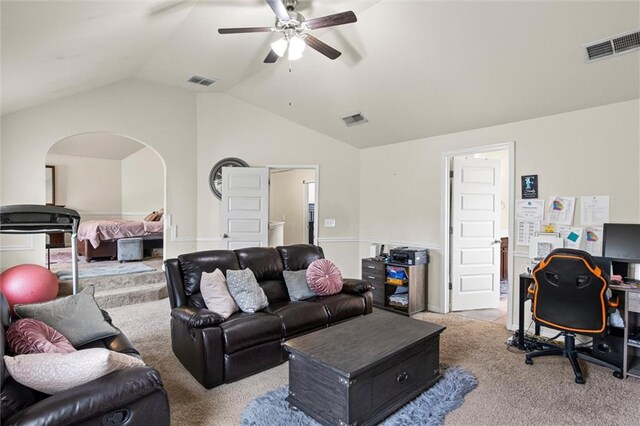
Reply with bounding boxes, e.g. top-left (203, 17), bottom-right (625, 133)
top-left (187, 75), bottom-right (218, 87)
top-left (583, 29), bottom-right (640, 62)
top-left (341, 112), bottom-right (368, 127)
